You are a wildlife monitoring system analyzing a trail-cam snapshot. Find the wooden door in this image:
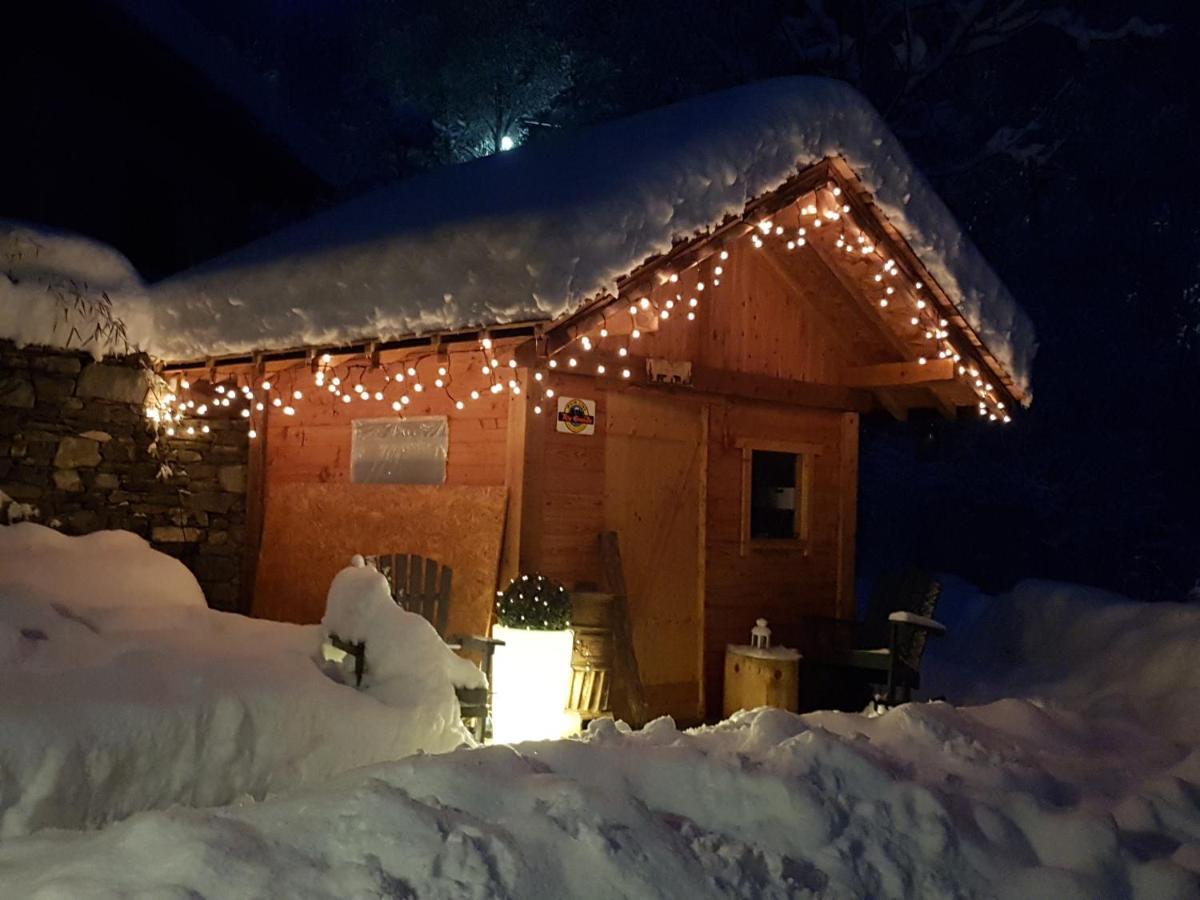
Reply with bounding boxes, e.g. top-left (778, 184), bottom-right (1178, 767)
top-left (603, 390), bottom-right (705, 724)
